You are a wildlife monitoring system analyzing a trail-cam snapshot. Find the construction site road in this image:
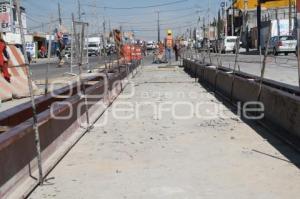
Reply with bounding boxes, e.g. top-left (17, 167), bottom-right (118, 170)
top-left (30, 56), bottom-right (115, 81)
top-left (196, 52), bottom-right (299, 87)
top-left (29, 62), bottom-right (300, 199)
